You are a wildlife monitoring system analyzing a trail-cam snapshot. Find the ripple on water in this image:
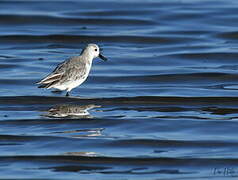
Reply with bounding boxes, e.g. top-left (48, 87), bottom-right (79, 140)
top-left (1, 0), bottom-right (238, 179)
